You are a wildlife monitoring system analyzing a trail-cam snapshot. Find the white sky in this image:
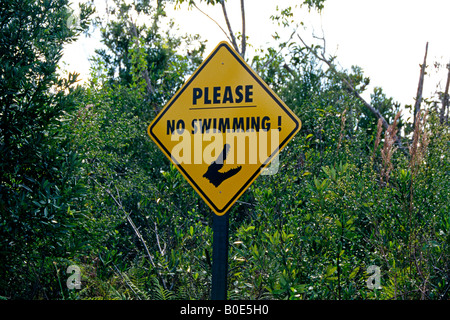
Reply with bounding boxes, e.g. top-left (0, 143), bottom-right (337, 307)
top-left (62, 0), bottom-right (450, 118)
